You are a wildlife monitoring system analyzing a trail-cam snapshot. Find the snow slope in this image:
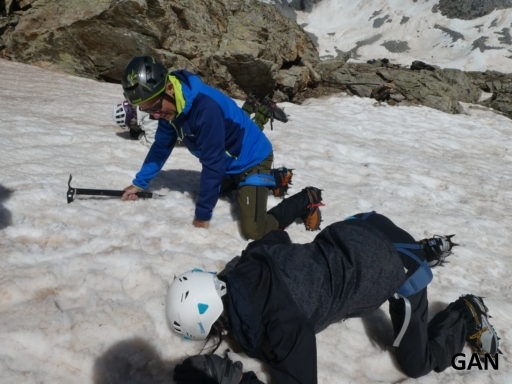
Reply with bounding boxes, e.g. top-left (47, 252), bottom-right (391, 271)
top-left (2, 2), bottom-right (512, 383)
top-left (1, 55), bottom-right (511, 383)
top-left (295, 0), bottom-right (512, 73)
